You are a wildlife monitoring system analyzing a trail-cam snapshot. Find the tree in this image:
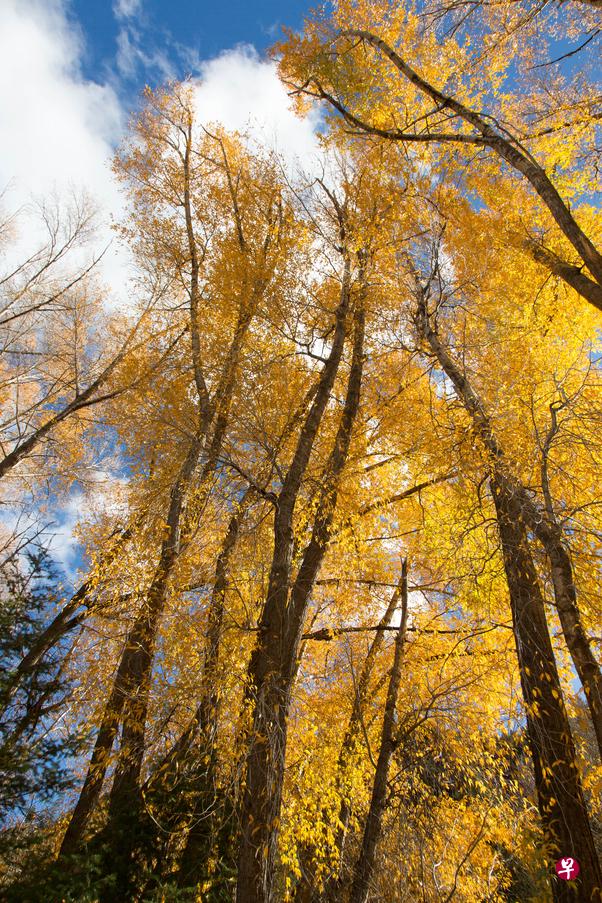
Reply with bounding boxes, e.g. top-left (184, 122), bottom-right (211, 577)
top-left (348, 559), bottom-right (409, 903)
top-left (278, 0), bottom-right (602, 312)
top-left (1, 31), bottom-right (601, 903)
top-left (0, 548), bottom-right (79, 868)
top-left (0, 196), bottom-right (164, 483)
